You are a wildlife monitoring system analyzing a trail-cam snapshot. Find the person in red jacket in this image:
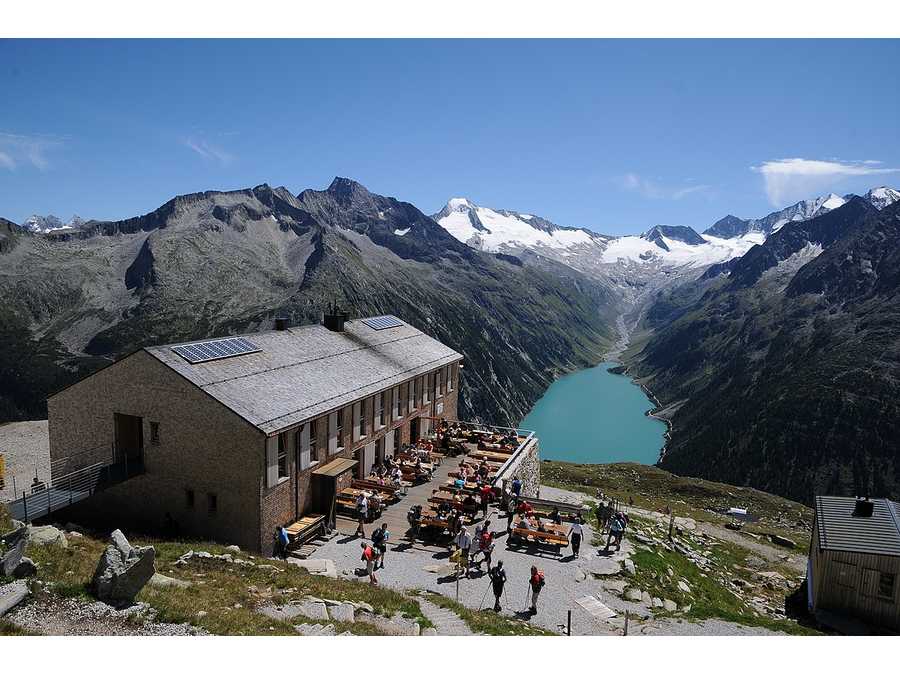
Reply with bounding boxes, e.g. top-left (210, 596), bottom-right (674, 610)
top-left (361, 541), bottom-right (378, 585)
top-left (529, 566), bottom-right (545, 615)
